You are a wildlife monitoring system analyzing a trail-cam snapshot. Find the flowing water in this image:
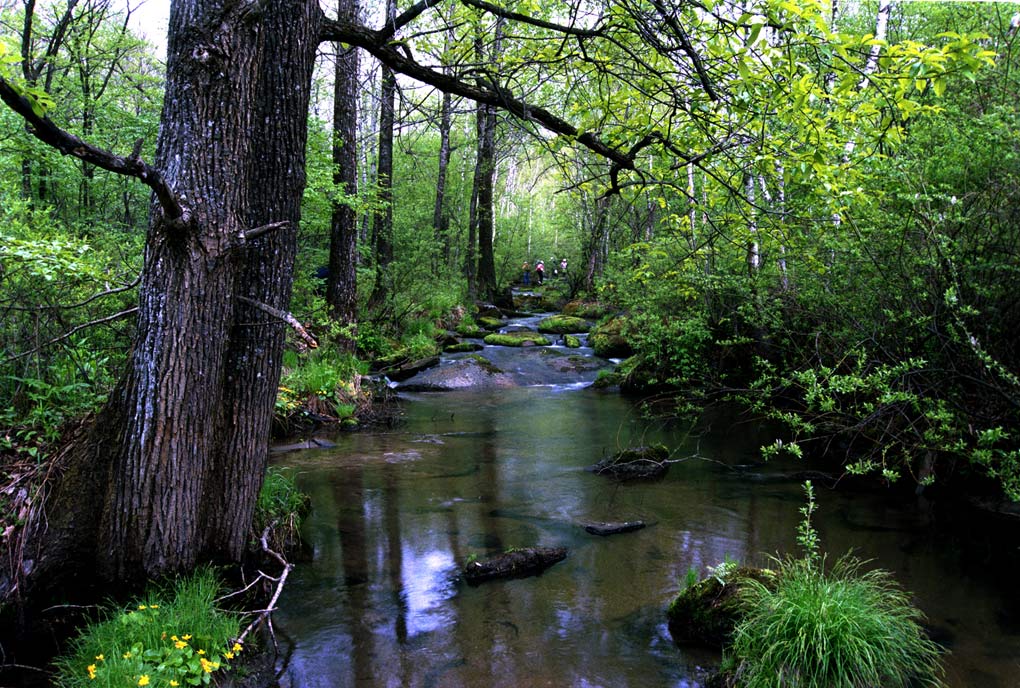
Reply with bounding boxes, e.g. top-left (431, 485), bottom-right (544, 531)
top-left (271, 316), bottom-right (1020, 687)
